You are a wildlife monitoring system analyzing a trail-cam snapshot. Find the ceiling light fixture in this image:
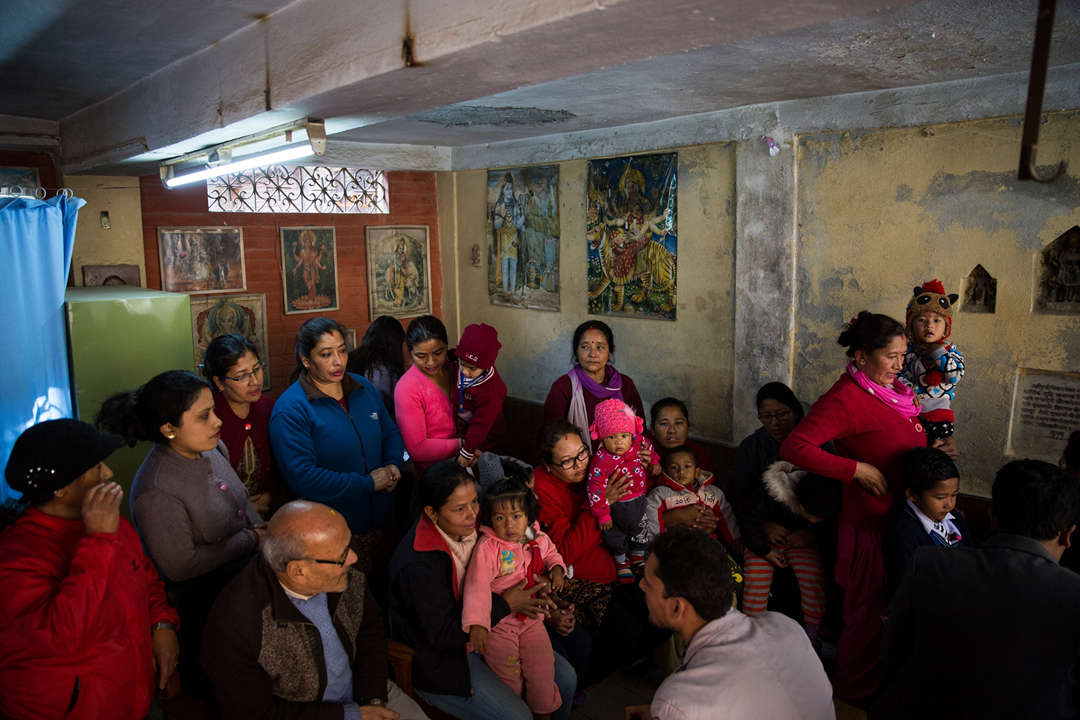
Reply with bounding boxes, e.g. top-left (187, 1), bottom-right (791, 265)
top-left (160, 118), bottom-right (326, 189)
